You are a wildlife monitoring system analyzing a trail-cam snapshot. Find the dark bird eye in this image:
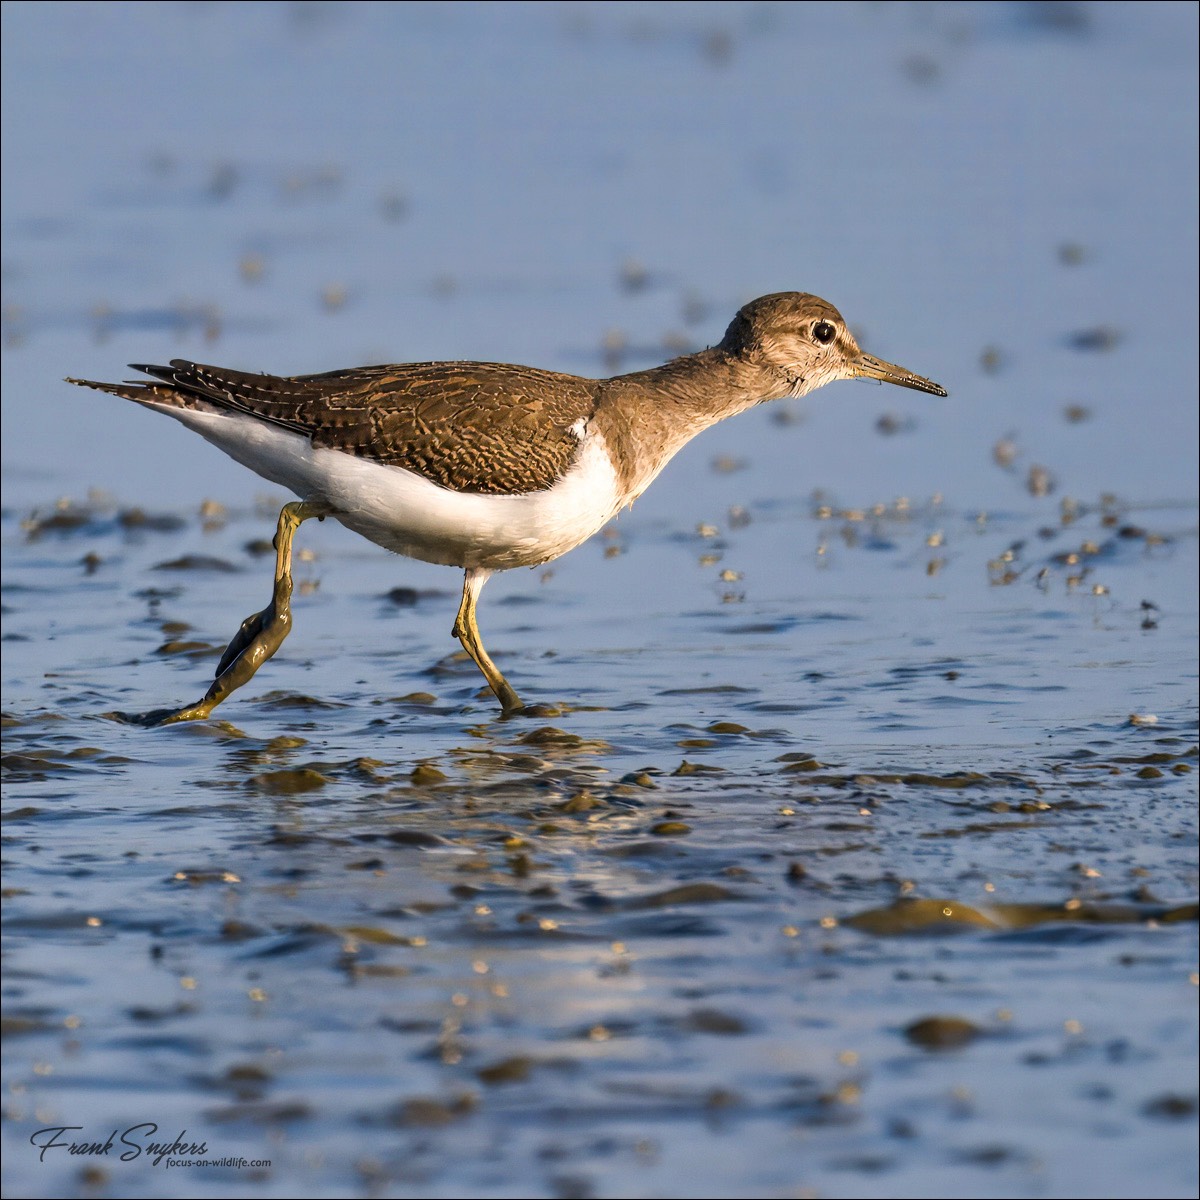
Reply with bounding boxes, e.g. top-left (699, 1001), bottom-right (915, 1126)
top-left (813, 321), bottom-right (836, 345)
